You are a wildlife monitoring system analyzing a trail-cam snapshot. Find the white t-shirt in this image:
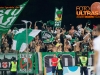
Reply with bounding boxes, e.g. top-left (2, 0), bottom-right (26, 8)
top-left (65, 35), bottom-right (72, 40)
top-left (93, 36), bottom-right (100, 67)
